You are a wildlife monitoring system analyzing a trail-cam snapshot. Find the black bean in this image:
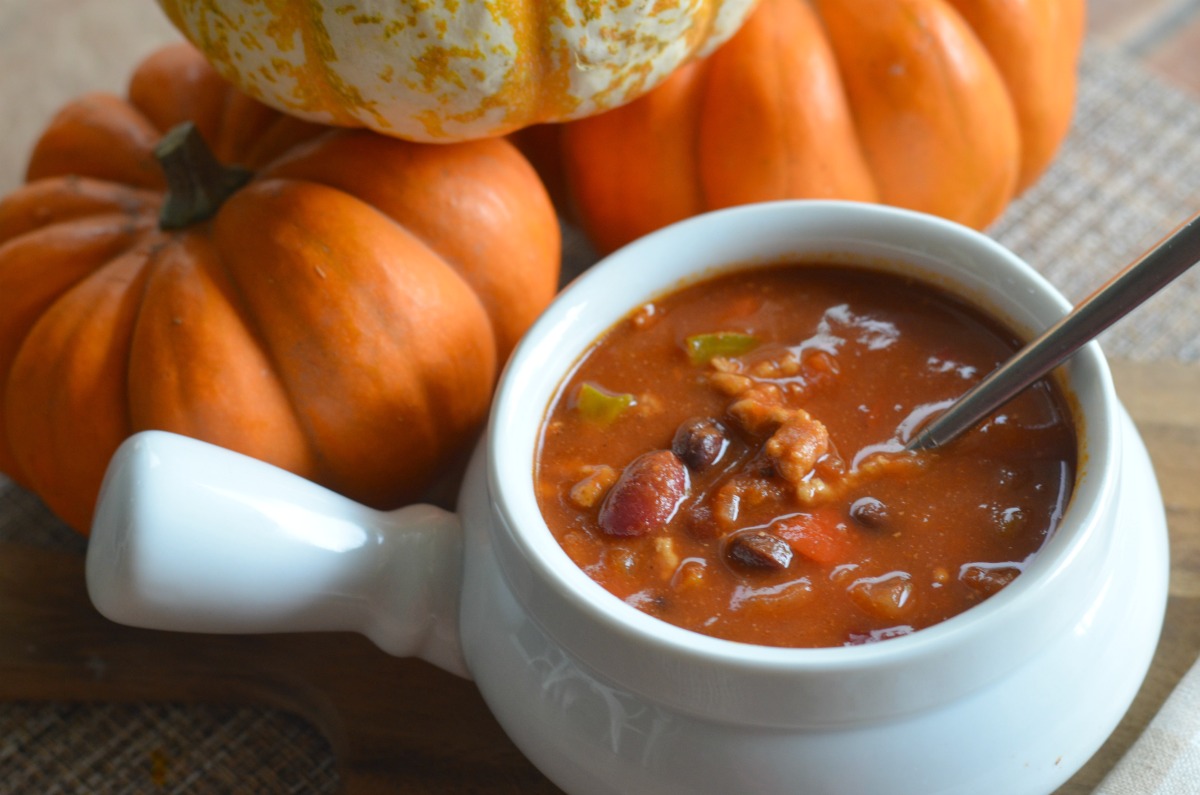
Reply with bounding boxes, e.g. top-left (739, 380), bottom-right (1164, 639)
top-left (849, 496), bottom-right (889, 529)
top-left (727, 530), bottom-right (794, 570)
top-left (671, 417), bottom-right (730, 471)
